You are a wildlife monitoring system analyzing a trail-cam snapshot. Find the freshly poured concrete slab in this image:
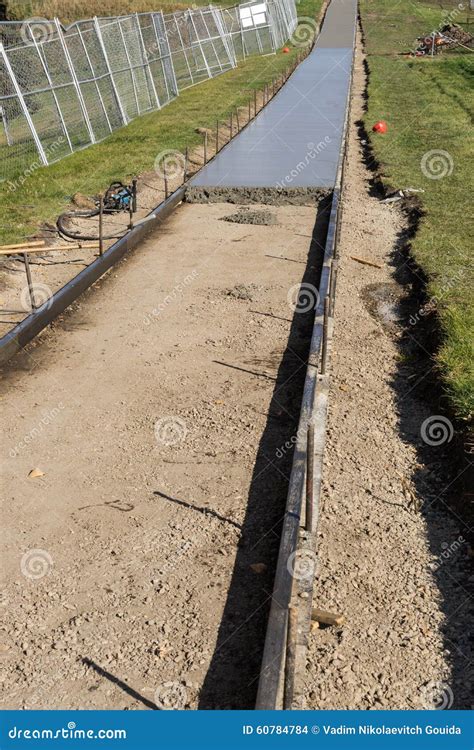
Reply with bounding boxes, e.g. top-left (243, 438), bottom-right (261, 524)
top-left (189, 0), bottom-right (357, 193)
